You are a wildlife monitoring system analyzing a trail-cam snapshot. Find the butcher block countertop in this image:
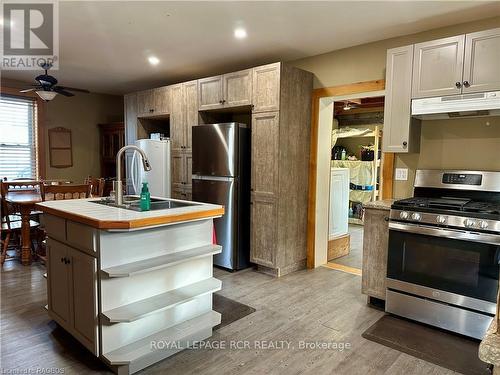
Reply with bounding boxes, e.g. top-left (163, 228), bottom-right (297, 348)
top-left (36, 198), bottom-right (224, 230)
